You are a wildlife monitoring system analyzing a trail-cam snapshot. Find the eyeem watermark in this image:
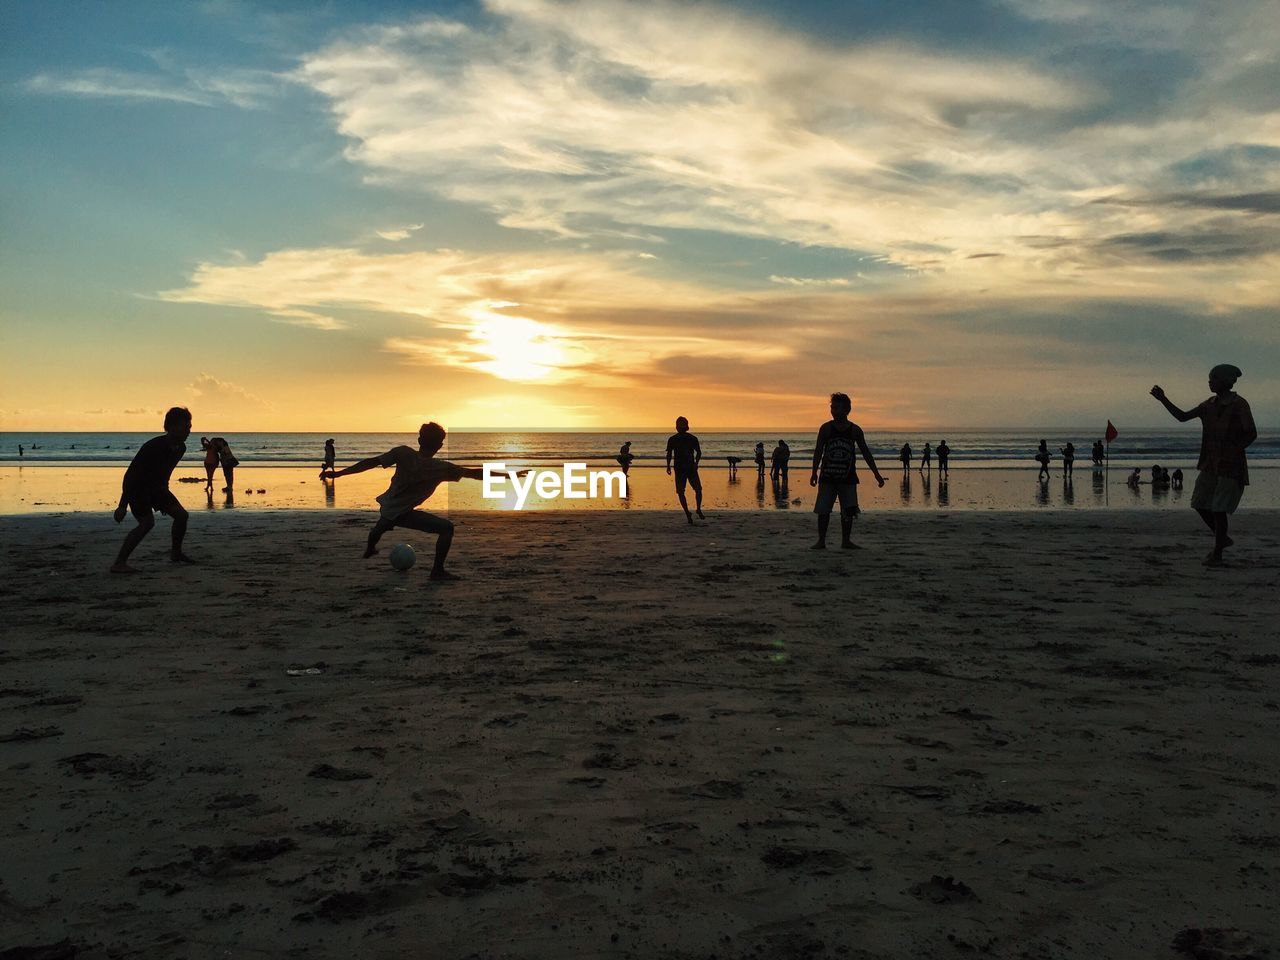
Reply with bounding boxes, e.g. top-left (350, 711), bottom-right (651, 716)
top-left (482, 462), bottom-right (627, 509)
